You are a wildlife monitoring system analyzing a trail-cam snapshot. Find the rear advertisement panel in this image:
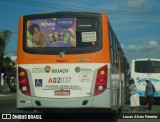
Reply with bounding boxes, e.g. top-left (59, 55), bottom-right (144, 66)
top-left (26, 18), bottom-right (76, 48)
